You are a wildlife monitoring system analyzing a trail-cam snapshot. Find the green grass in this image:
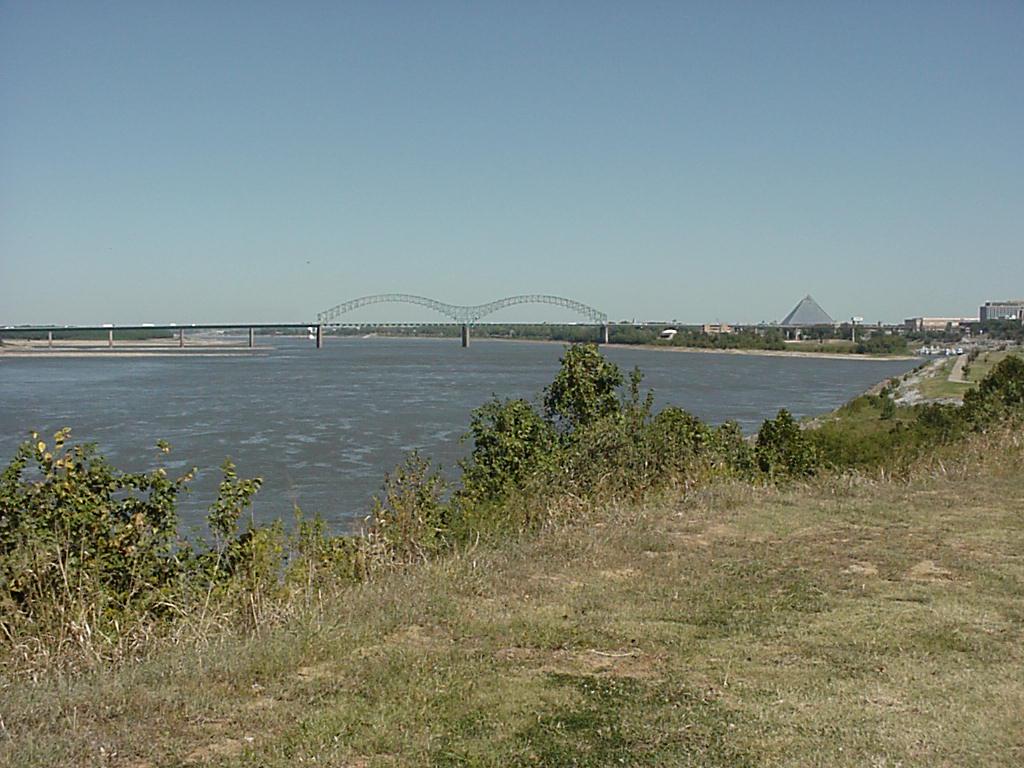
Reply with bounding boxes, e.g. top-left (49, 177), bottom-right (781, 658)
top-left (915, 350), bottom-right (1020, 401)
top-left (916, 358), bottom-right (973, 400)
top-left (3, 429), bottom-right (1023, 767)
top-left (964, 350), bottom-right (1016, 384)
top-left (805, 394), bottom-right (920, 468)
